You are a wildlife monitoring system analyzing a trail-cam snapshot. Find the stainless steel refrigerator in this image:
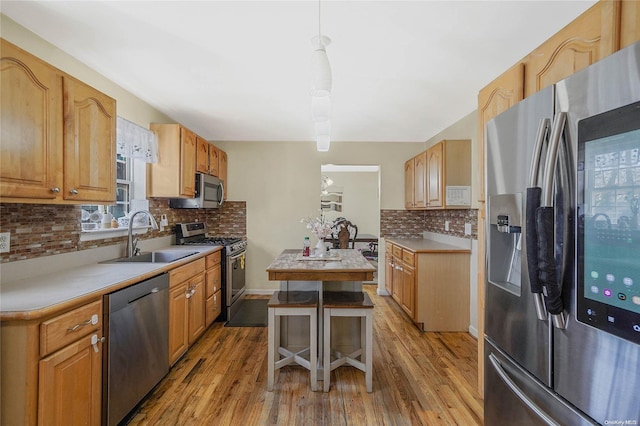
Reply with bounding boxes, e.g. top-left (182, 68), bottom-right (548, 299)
top-left (484, 41), bottom-right (640, 425)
